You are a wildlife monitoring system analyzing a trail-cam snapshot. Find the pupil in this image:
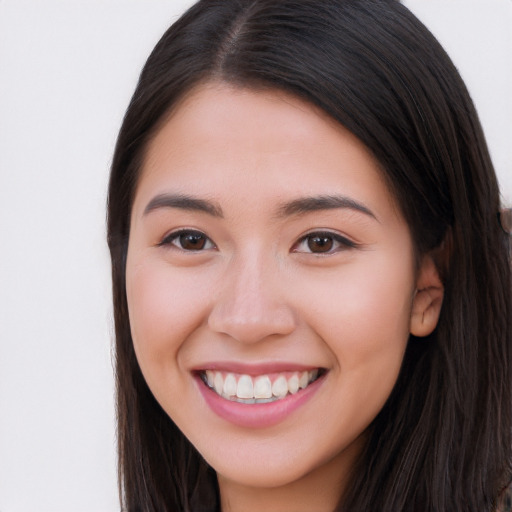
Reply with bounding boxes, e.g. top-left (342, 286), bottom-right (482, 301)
top-left (180, 233), bottom-right (206, 250)
top-left (308, 236), bottom-right (333, 253)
